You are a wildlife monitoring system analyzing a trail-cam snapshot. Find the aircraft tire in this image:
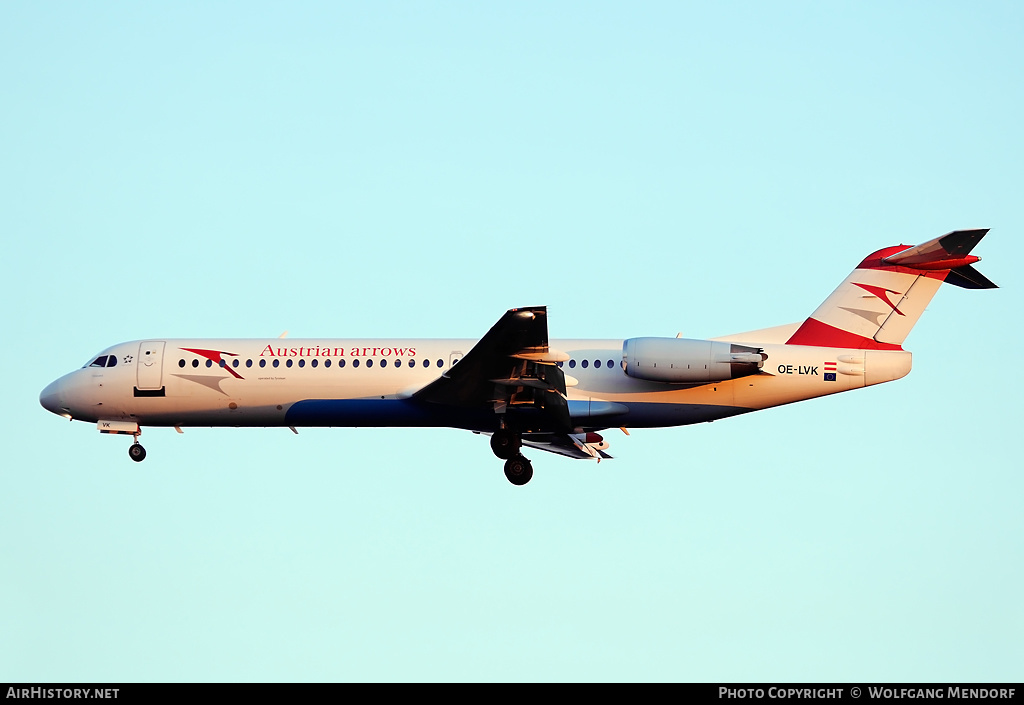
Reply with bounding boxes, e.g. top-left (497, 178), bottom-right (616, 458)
top-left (490, 430), bottom-right (521, 460)
top-left (128, 443), bottom-right (147, 462)
top-left (503, 455), bottom-right (533, 486)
